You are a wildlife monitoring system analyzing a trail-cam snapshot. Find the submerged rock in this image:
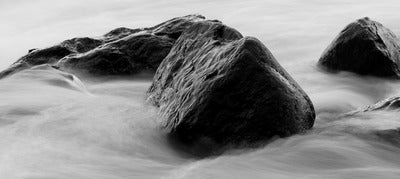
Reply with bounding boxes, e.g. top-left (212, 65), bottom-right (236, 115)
top-left (147, 20), bottom-right (315, 151)
top-left (345, 97), bottom-right (400, 147)
top-left (8, 64), bottom-right (88, 92)
top-left (318, 17), bottom-right (400, 78)
top-left (0, 14), bottom-right (205, 78)
top-left (354, 96), bottom-right (400, 113)
top-left (374, 128), bottom-right (400, 147)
